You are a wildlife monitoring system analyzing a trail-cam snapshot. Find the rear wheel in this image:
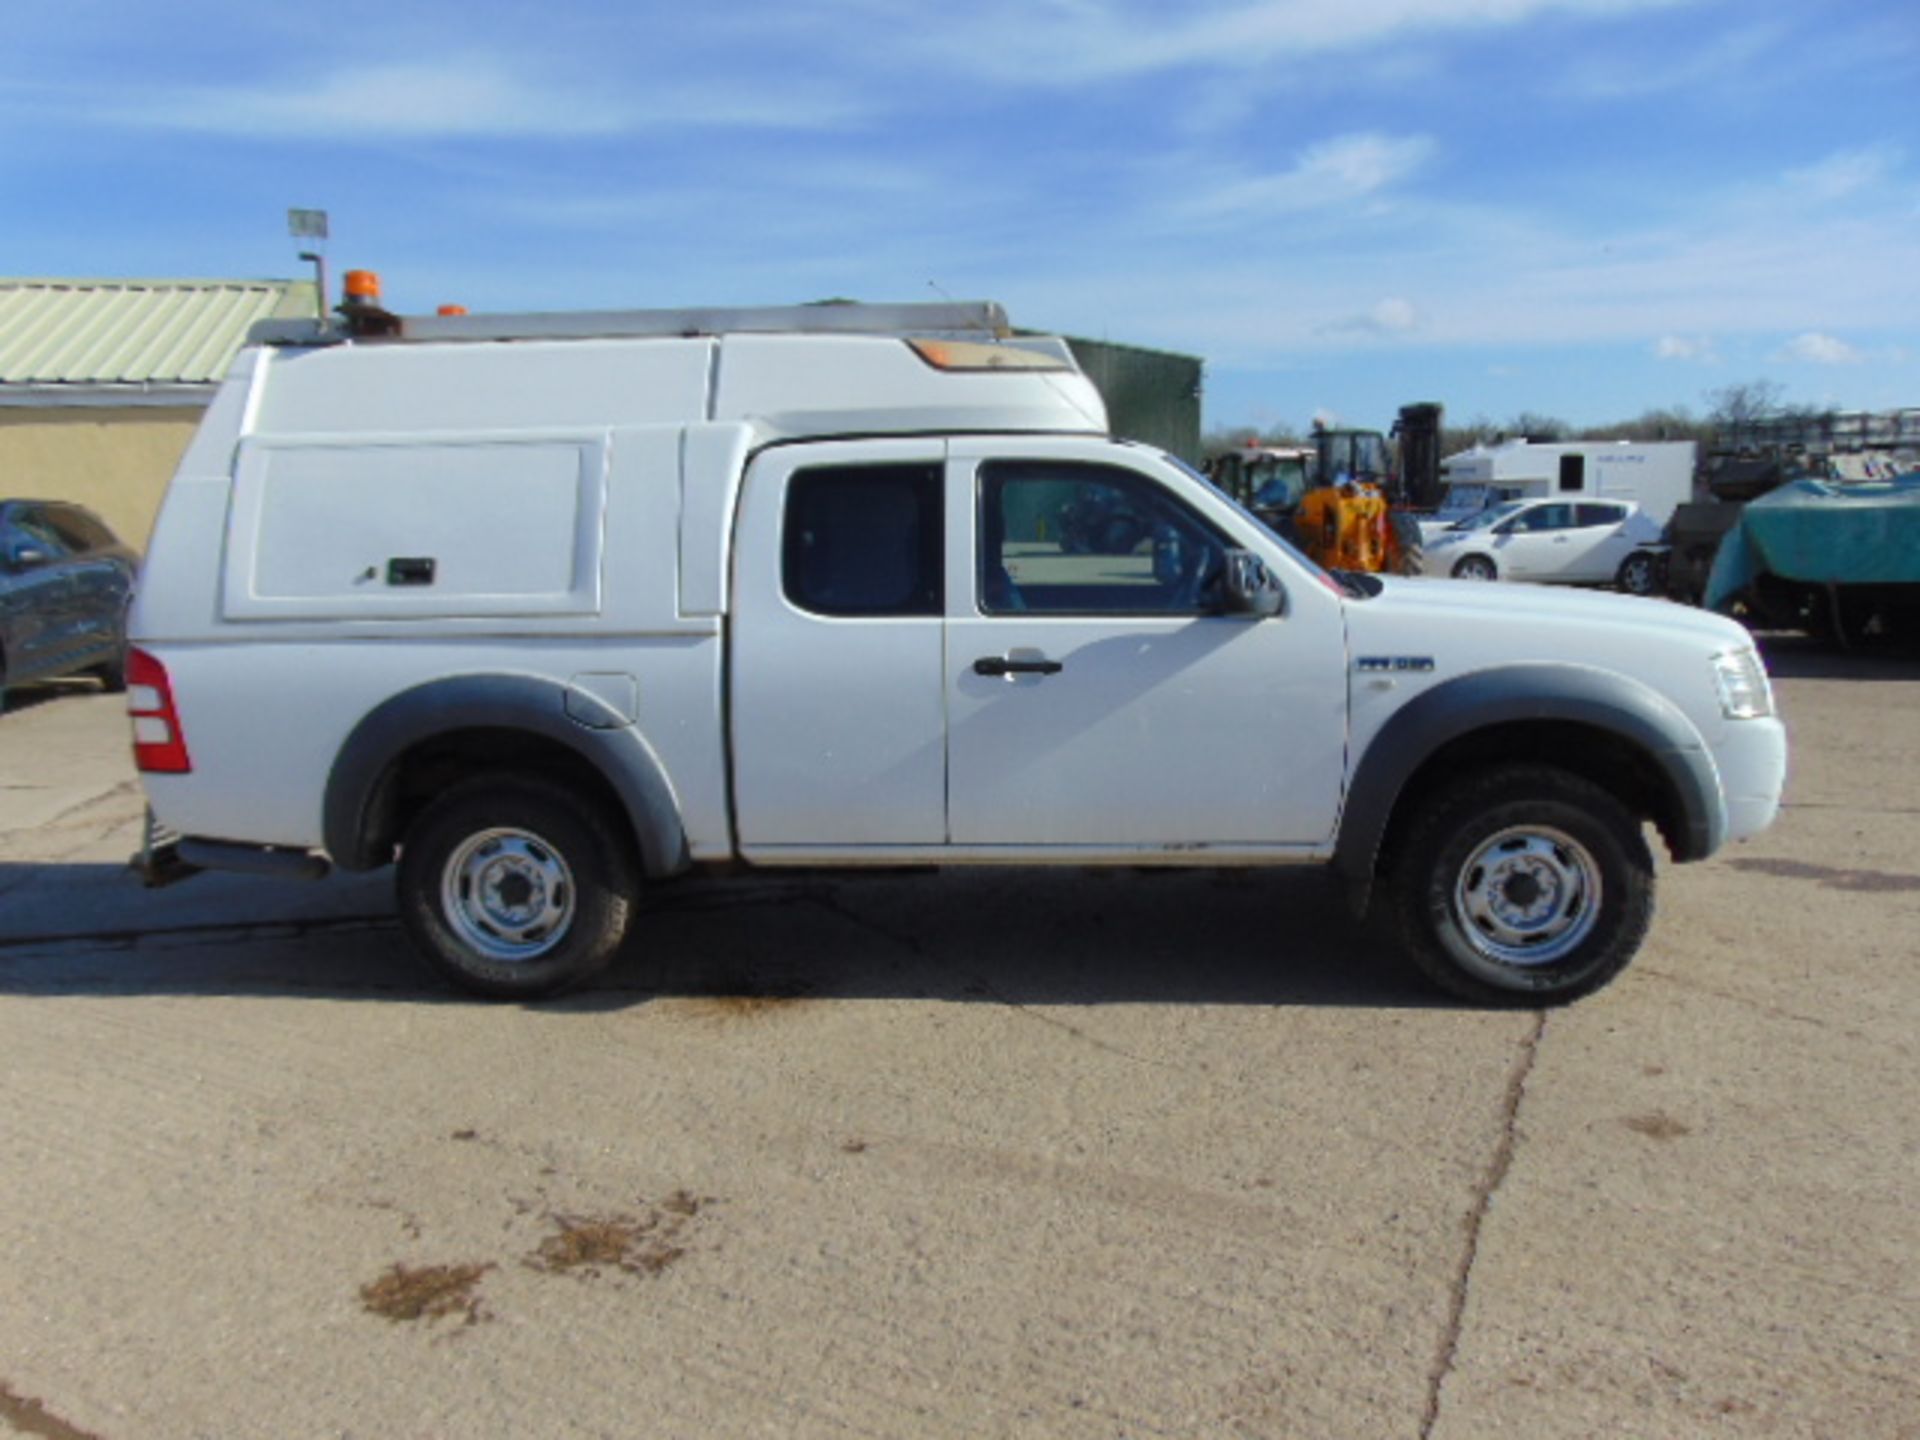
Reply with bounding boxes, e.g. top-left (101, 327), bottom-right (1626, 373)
top-left (1452, 554), bottom-right (1498, 581)
top-left (94, 652), bottom-right (127, 692)
top-left (1390, 765), bottom-right (1654, 1006)
top-left (1616, 551), bottom-right (1661, 597)
top-left (396, 775), bottom-right (637, 999)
